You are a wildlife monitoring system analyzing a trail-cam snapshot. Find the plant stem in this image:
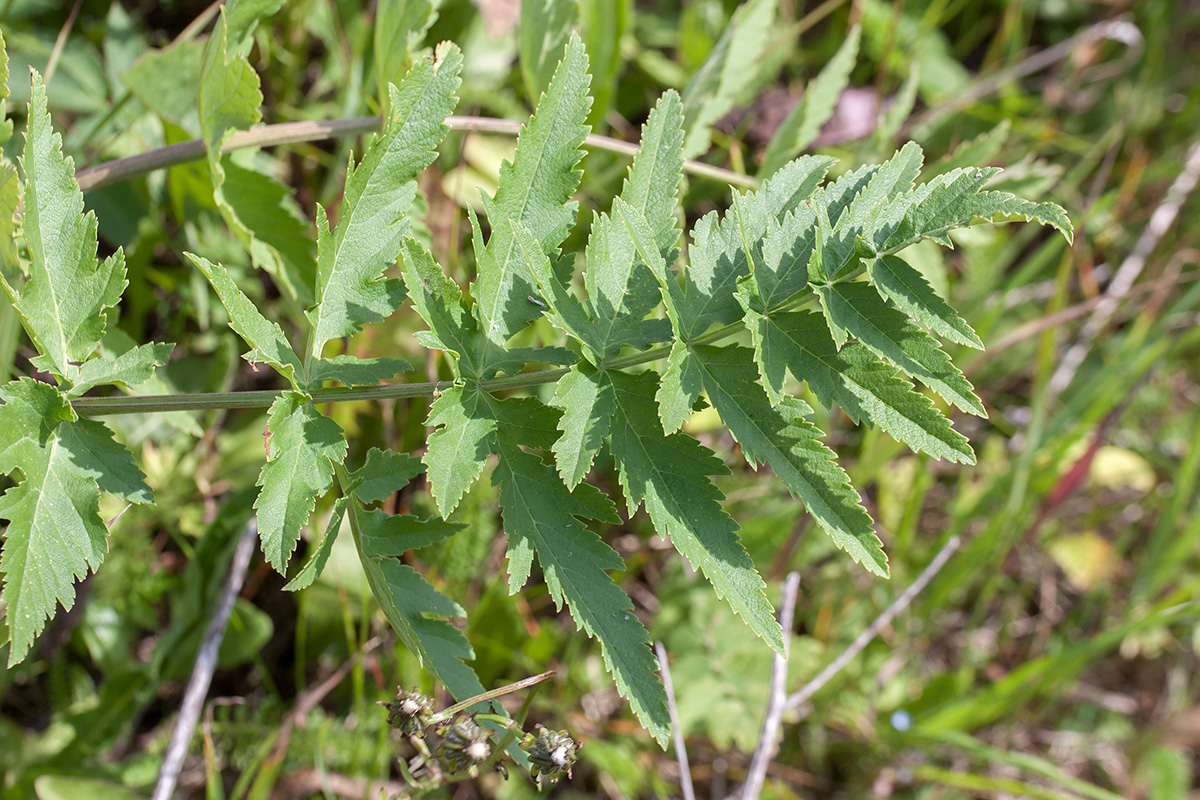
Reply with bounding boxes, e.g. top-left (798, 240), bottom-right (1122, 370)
top-left (75, 115), bottom-right (756, 194)
top-left (71, 298), bottom-right (801, 418)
